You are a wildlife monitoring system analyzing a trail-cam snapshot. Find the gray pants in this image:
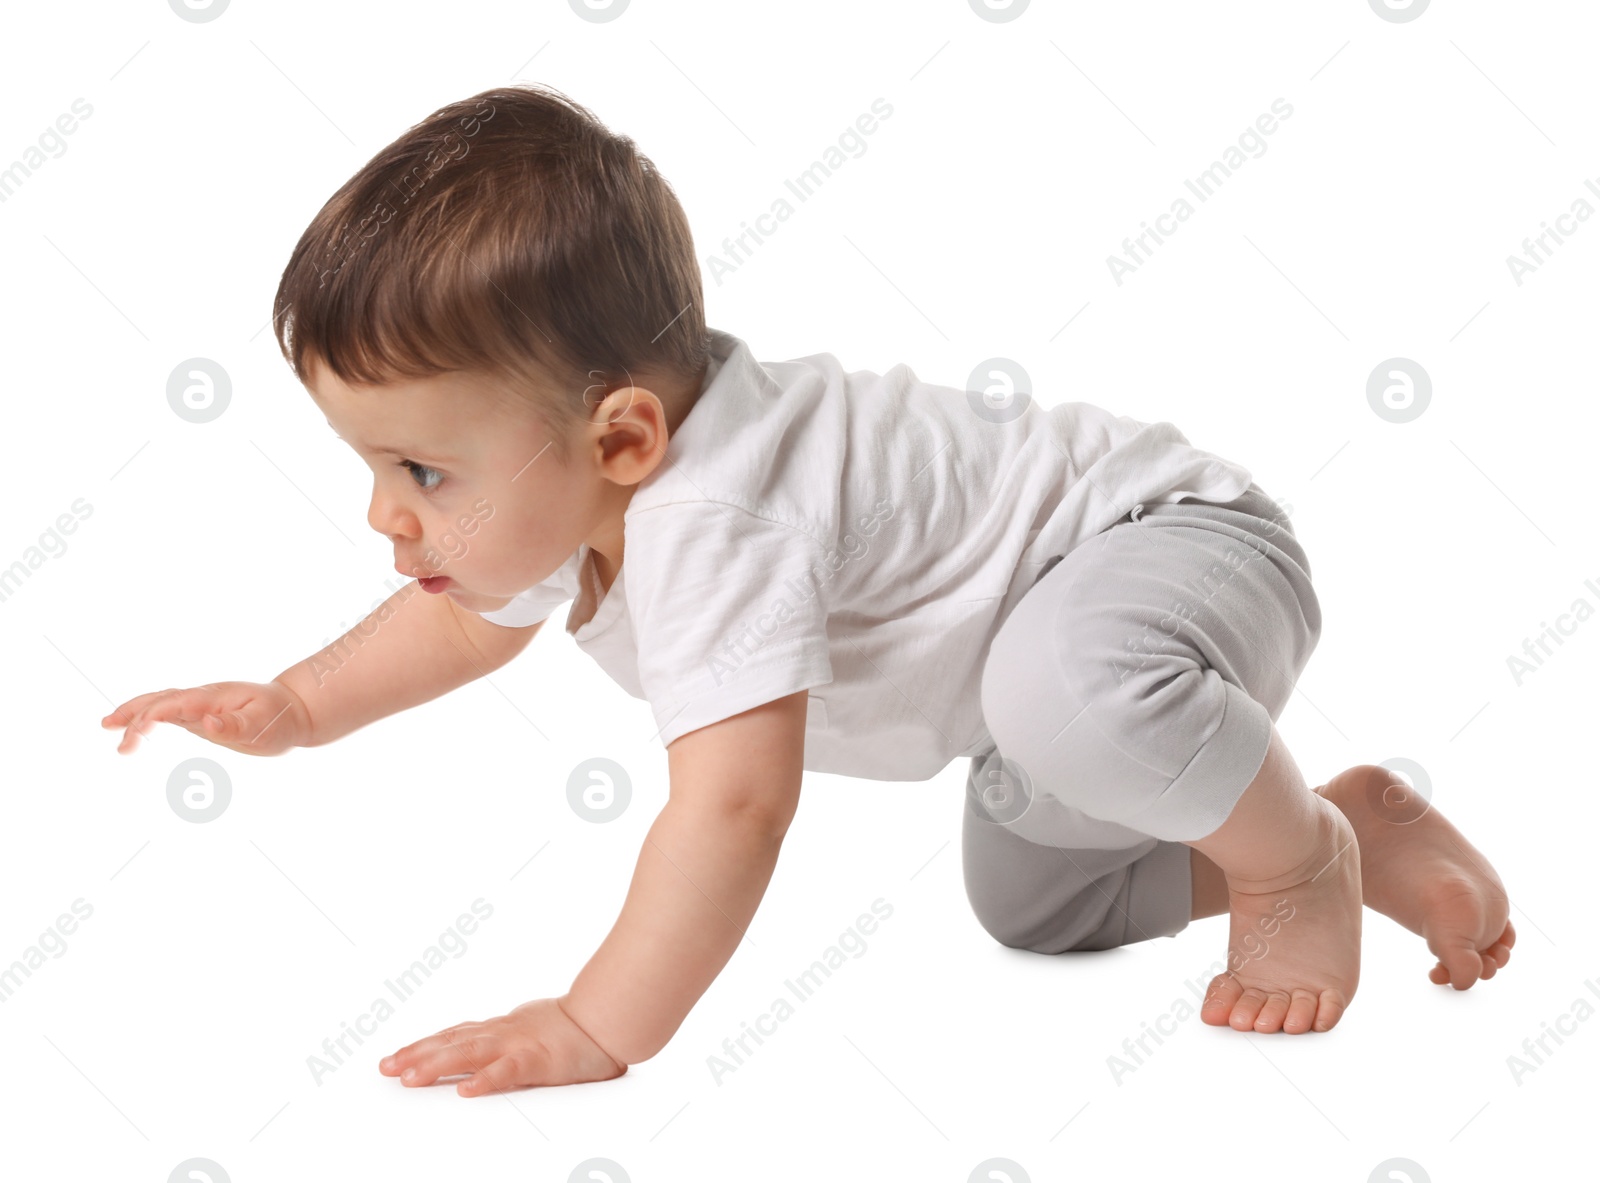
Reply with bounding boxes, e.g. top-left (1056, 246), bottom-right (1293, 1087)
top-left (963, 482), bottom-right (1321, 953)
